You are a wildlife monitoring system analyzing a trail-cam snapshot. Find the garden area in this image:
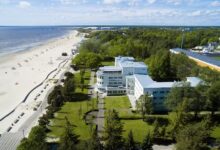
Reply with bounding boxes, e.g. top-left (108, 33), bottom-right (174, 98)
top-left (104, 96), bottom-right (154, 142)
top-left (47, 70), bottom-right (97, 140)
